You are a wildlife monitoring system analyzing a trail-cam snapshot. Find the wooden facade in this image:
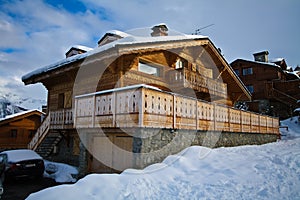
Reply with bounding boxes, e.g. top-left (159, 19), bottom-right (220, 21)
top-left (231, 57), bottom-right (300, 118)
top-left (0, 110), bottom-right (43, 150)
top-left (22, 25), bottom-right (280, 174)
